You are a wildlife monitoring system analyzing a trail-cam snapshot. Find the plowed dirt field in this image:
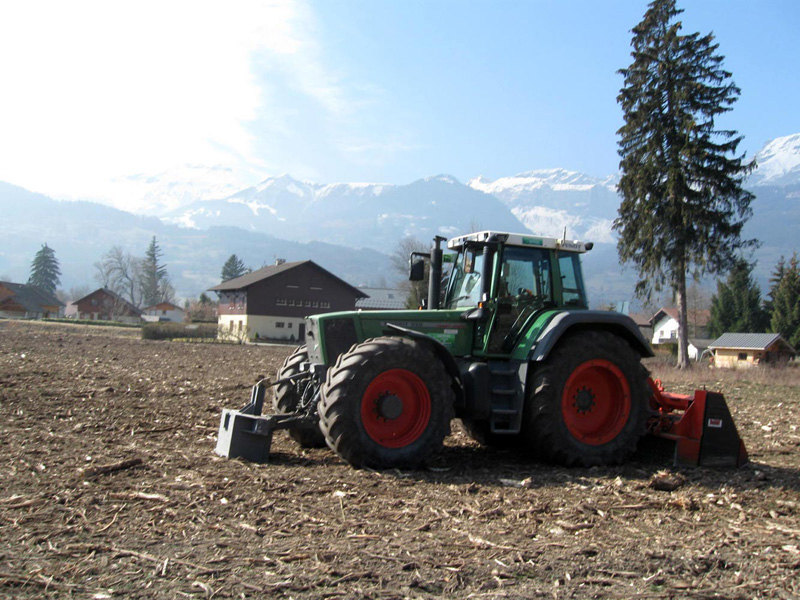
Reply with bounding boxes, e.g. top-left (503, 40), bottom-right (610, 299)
top-left (1, 320), bottom-right (799, 599)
